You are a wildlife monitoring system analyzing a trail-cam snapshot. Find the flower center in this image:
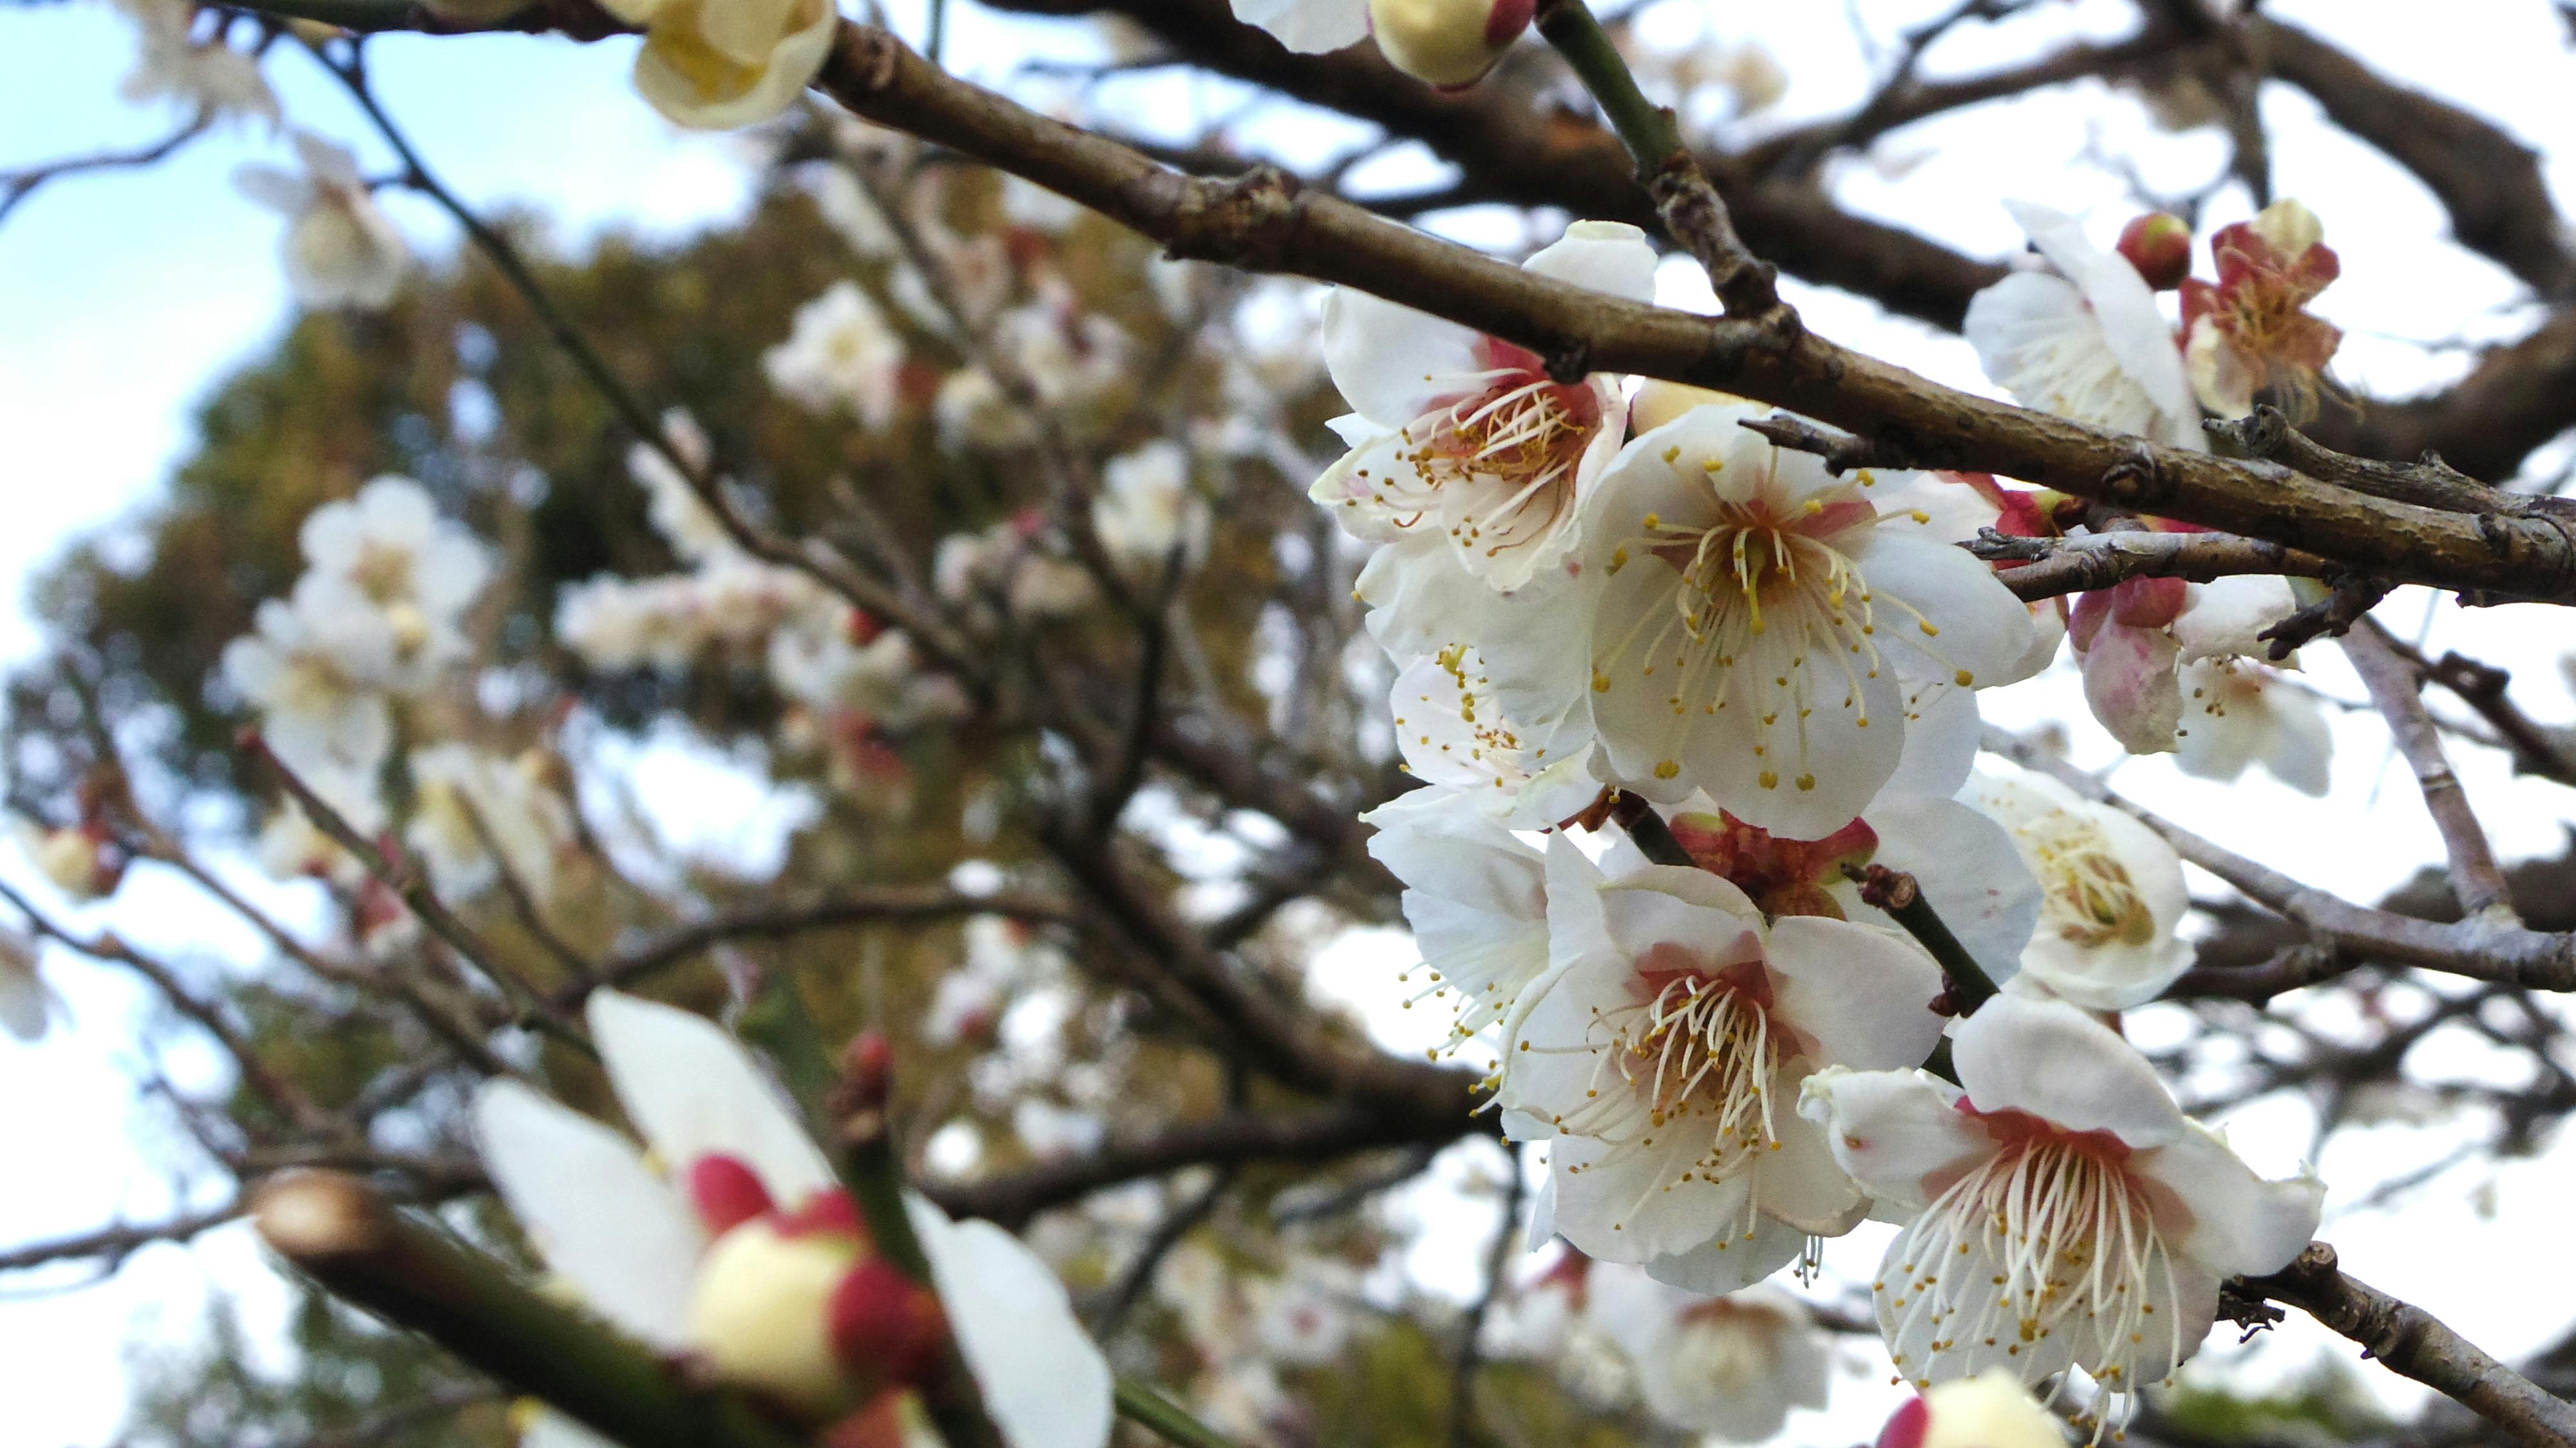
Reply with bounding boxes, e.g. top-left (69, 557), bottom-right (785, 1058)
top-left (1398, 339), bottom-right (1604, 560)
top-left (1595, 462), bottom-right (1952, 792)
top-left (1560, 958), bottom-right (1781, 1163)
top-left (1880, 1116), bottom-right (2179, 1415)
top-left (2020, 813), bottom-right (2155, 948)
